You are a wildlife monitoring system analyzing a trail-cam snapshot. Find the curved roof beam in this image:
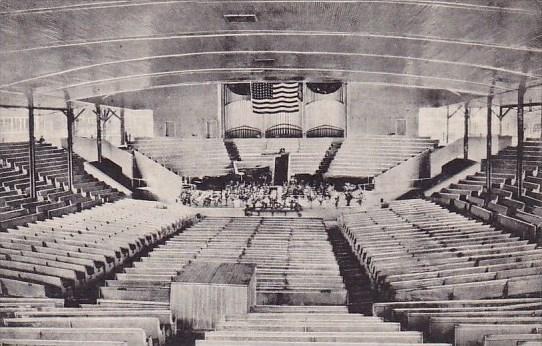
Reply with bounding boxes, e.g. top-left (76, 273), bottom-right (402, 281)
top-left (1, 1), bottom-right (537, 16)
top-left (3, 31), bottom-right (540, 55)
top-left (1, 50), bottom-right (537, 90)
top-left (30, 67), bottom-right (513, 101)
top-left (2, 1), bottom-right (539, 53)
